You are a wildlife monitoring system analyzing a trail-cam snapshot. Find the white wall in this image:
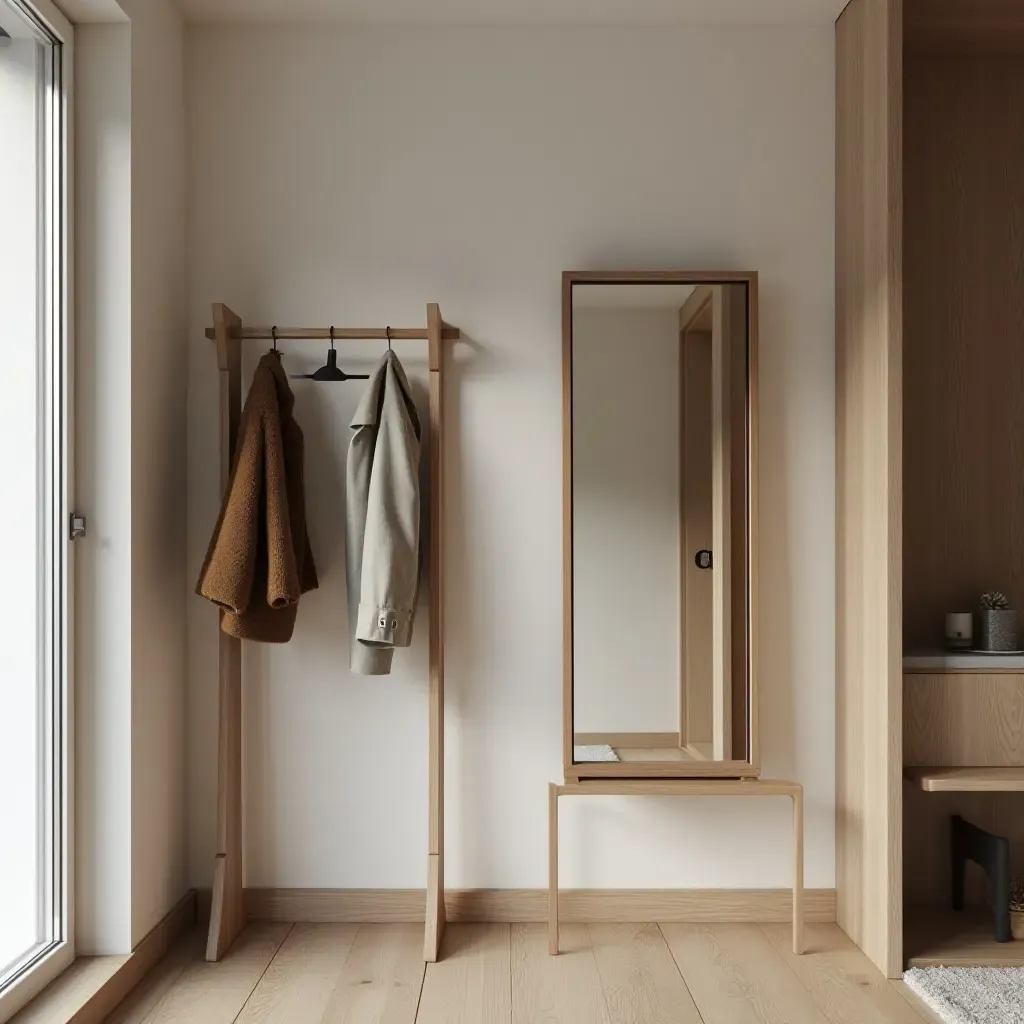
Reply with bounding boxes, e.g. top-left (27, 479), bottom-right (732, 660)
top-left (123, 0), bottom-right (188, 948)
top-left (75, 20), bottom-right (133, 955)
top-left (186, 24), bottom-right (836, 891)
top-left (572, 307), bottom-right (680, 735)
top-left (75, 0), bottom-right (187, 953)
